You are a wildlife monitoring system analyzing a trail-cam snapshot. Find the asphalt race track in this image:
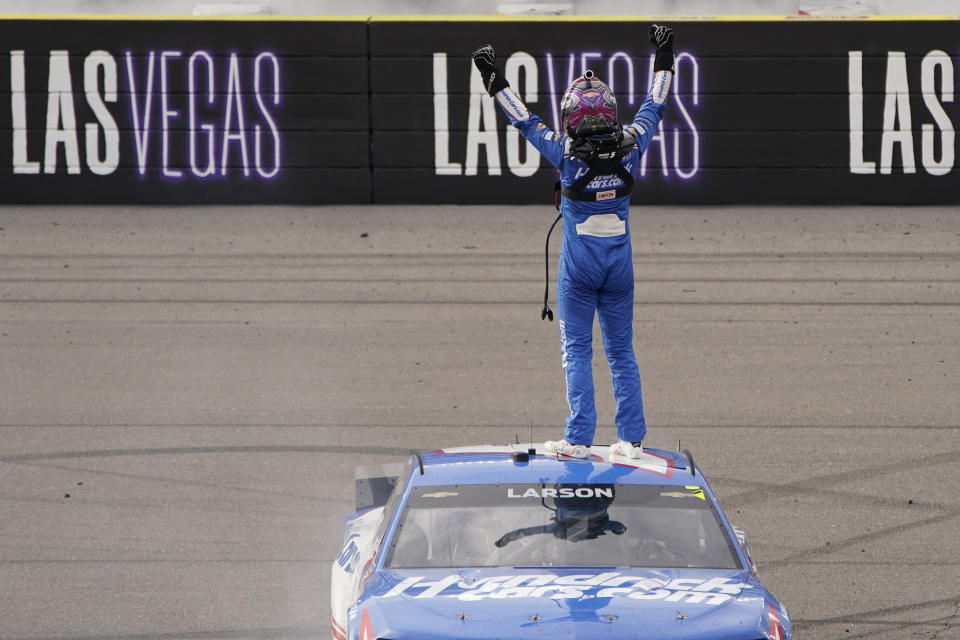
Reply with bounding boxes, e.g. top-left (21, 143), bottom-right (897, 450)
top-left (0, 204), bottom-right (958, 640)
